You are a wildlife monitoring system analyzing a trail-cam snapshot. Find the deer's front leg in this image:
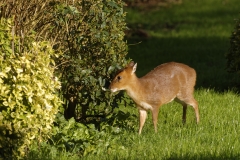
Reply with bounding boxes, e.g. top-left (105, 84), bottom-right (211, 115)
top-left (138, 108), bottom-right (147, 134)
